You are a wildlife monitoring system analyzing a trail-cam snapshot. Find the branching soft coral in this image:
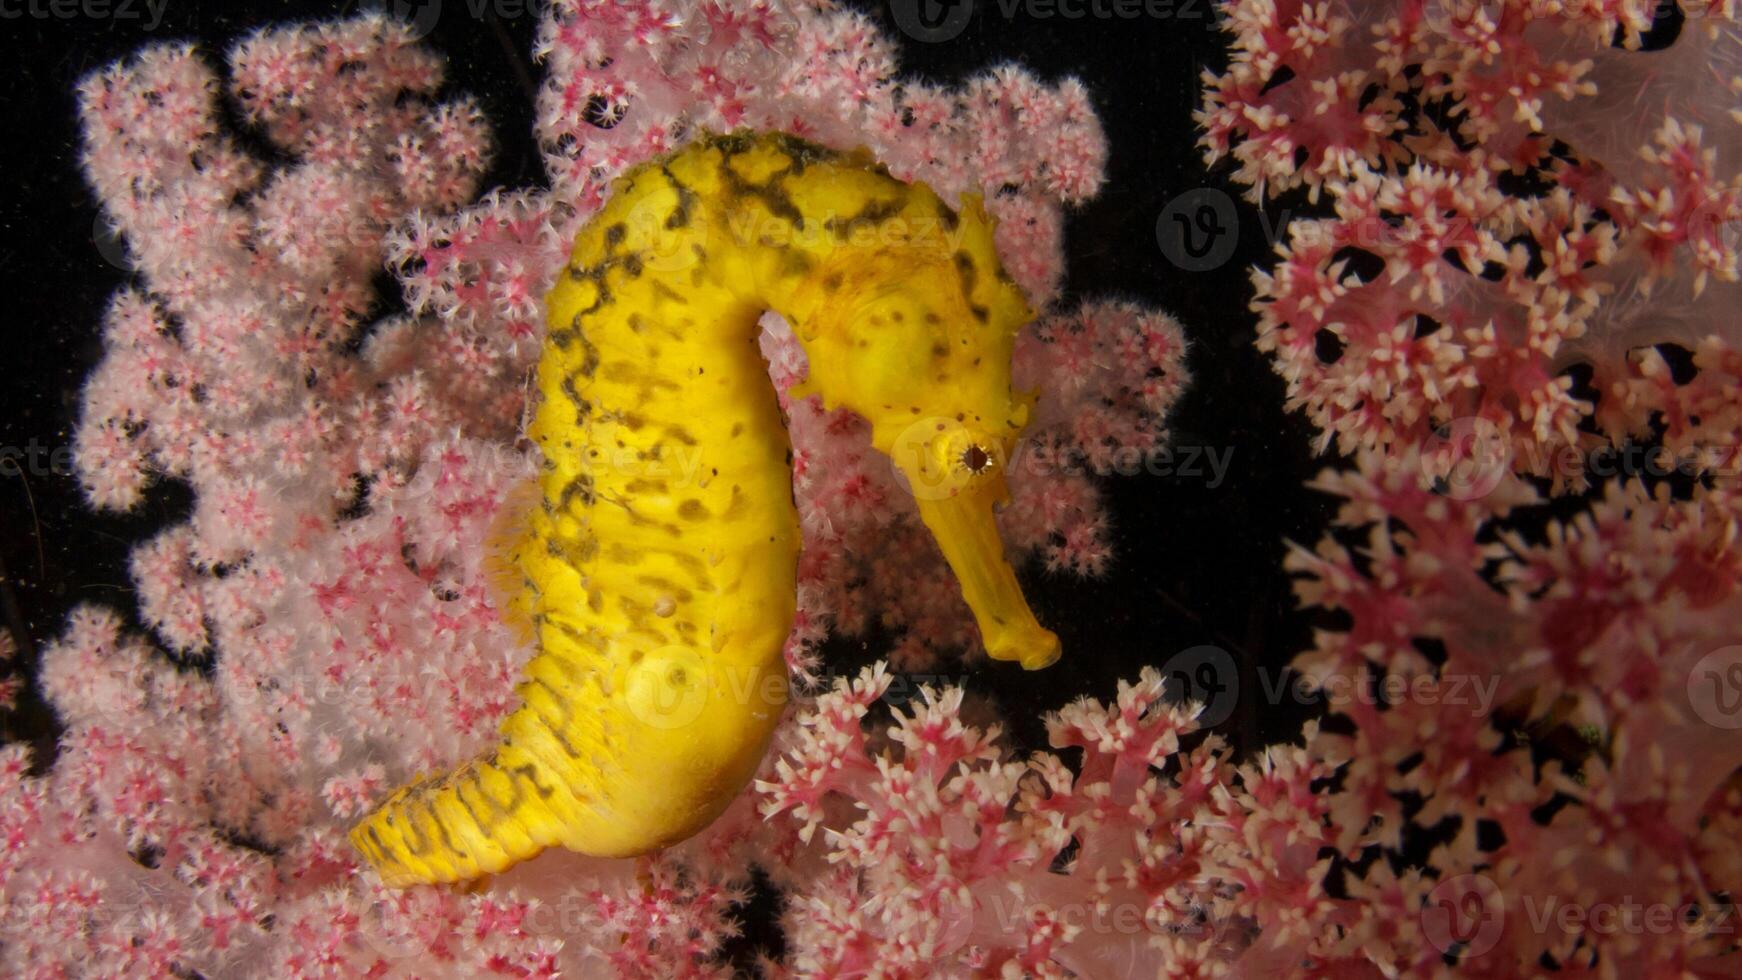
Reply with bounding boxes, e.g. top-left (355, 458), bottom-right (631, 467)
top-left (758, 664), bottom-right (1343, 978)
top-left (1198, 0), bottom-right (1742, 488)
top-left (1279, 455), bottom-right (1742, 977)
